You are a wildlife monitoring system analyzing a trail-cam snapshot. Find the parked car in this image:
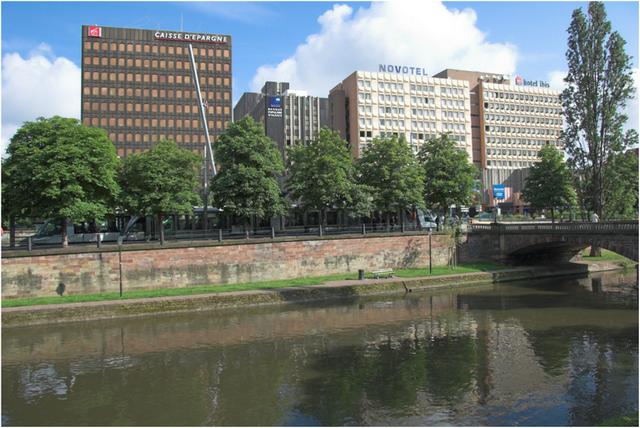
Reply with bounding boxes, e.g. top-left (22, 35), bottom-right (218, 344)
top-left (471, 212), bottom-right (496, 223)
